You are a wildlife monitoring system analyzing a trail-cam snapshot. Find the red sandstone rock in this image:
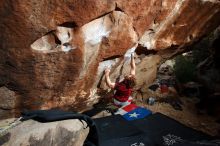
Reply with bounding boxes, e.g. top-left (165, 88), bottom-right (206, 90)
top-left (139, 0), bottom-right (220, 50)
top-left (116, 0), bottom-right (163, 37)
